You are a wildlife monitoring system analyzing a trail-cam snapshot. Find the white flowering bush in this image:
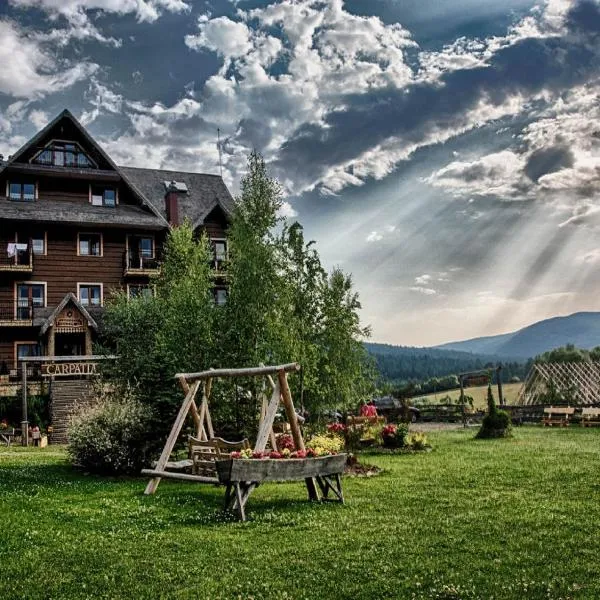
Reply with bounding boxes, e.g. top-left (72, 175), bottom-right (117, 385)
top-left (68, 388), bottom-right (150, 475)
